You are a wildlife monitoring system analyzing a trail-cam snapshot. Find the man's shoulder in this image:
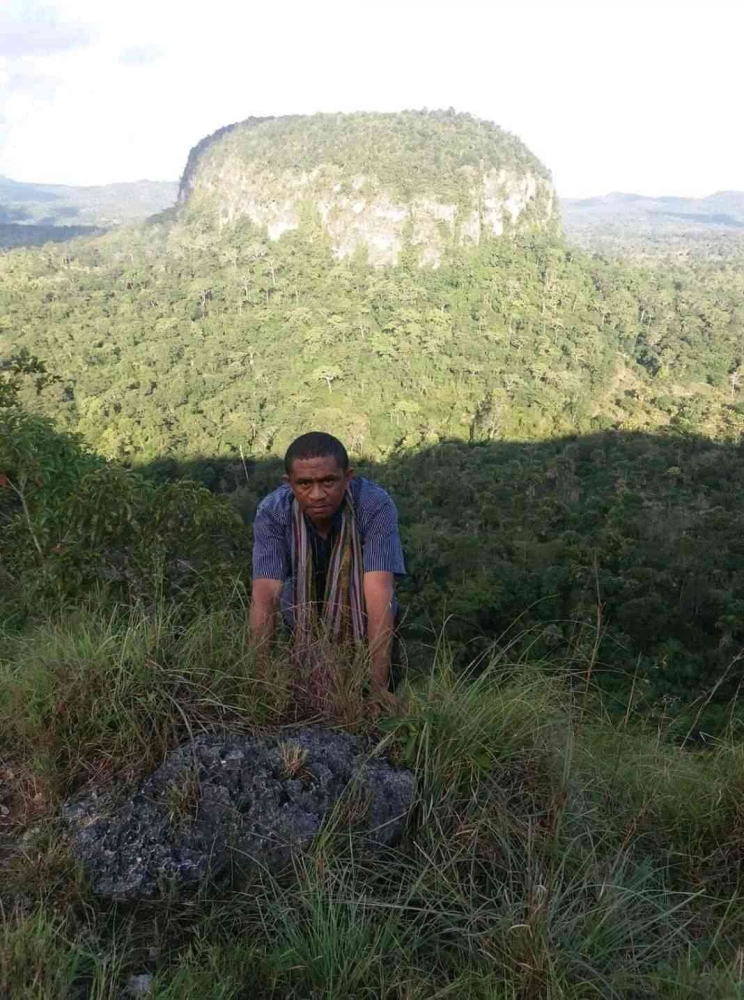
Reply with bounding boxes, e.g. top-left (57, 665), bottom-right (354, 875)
top-left (255, 483), bottom-right (292, 522)
top-left (351, 476), bottom-right (398, 517)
